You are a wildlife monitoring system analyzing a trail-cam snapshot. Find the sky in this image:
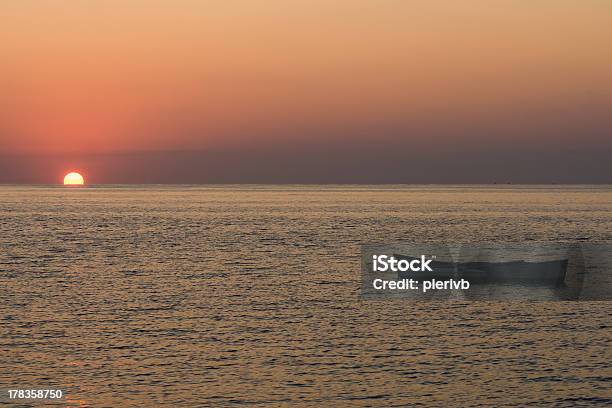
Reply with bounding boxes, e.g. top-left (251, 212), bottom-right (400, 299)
top-left (1, 0), bottom-right (611, 183)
